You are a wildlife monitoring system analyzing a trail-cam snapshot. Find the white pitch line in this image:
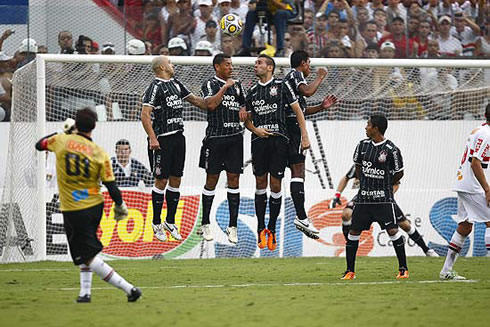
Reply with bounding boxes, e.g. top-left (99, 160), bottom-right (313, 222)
top-left (0, 267), bottom-right (181, 272)
top-left (48, 279), bottom-right (478, 292)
